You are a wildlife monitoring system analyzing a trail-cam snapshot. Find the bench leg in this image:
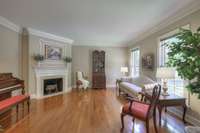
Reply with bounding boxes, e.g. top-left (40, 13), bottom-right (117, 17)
top-left (16, 104), bottom-right (19, 121)
top-left (22, 102), bottom-right (24, 109)
top-left (16, 104), bottom-right (19, 113)
top-left (27, 99), bottom-right (30, 113)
